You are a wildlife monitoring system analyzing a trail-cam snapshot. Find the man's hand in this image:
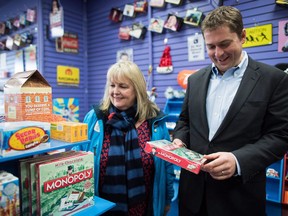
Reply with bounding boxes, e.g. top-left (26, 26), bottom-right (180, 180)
top-left (164, 204), bottom-right (171, 216)
top-left (201, 152), bottom-right (237, 180)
